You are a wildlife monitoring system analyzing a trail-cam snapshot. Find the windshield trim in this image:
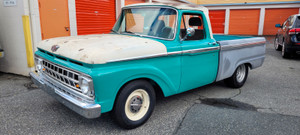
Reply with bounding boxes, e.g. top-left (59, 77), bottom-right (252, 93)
top-left (118, 6), bottom-right (179, 41)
